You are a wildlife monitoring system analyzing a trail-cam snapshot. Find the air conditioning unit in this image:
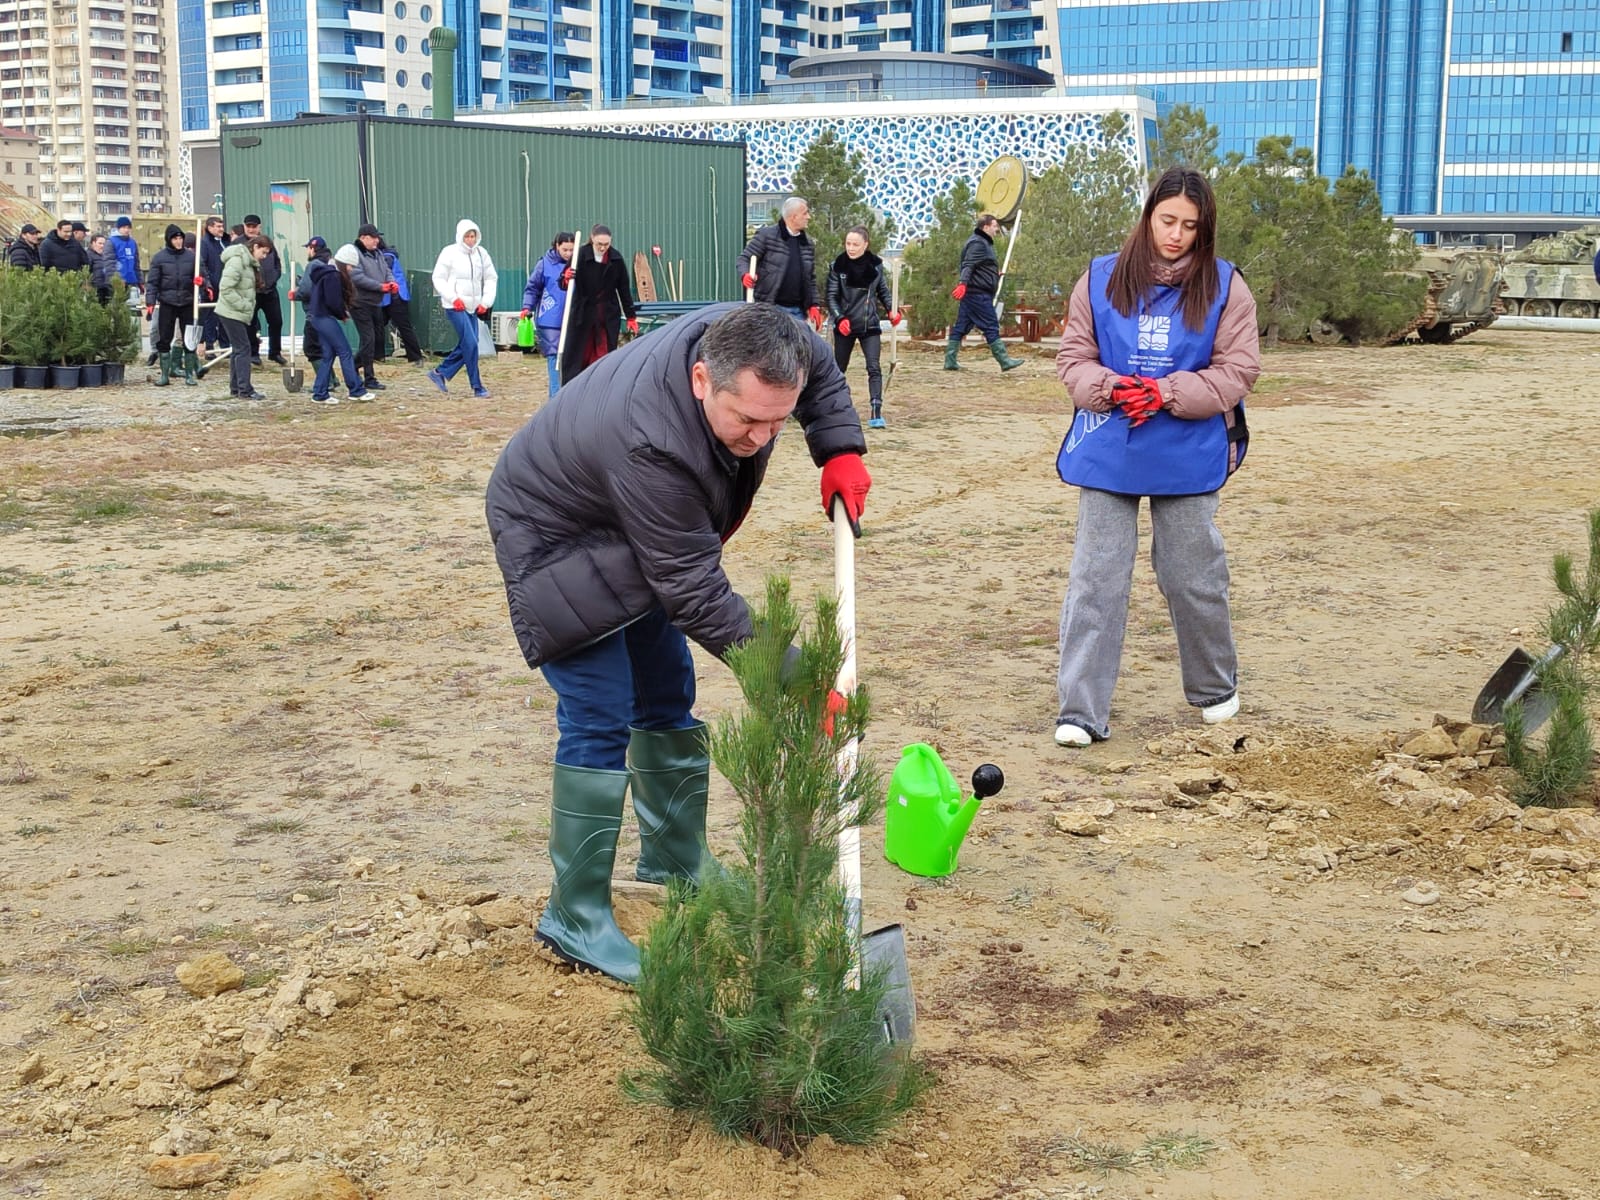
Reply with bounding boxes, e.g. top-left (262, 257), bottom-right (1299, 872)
top-left (491, 310), bottom-right (523, 348)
